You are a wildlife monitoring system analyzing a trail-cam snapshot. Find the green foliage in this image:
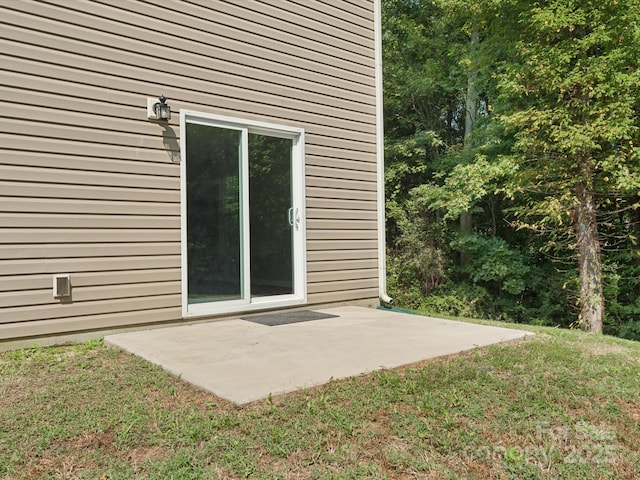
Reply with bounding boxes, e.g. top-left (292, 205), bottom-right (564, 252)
top-left (453, 234), bottom-right (529, 295)
top-left (498, 0), bottom-right (640, 212)
top-left (495, 0), bottom-right (640, 331)
top-left (419, 282), bottom-right (493, 319)
top-left (411, 156), bottom-right (517, 220)
top-left (602, 255), bottom-right (640, 340)
top-left (385, 130), bottom-right (443, 204)
top-left (386, 194), bottom-right (449, 305)
top-left (383, 0), bottom-right (640, 336)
